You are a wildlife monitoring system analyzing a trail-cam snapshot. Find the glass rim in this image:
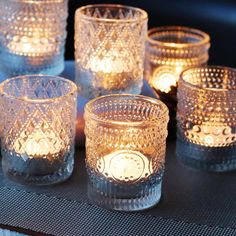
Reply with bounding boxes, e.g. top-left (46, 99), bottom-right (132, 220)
top-left (75, 4), bottom-right (148, 23)
top-left (84, 94), bottom-right (169, 127)
top-left (179, 65), bottom-right (236, 92)
top-left (147, 26), bottom-right (210, 48)
top-left (0, 74), bottom-right (78, 103)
